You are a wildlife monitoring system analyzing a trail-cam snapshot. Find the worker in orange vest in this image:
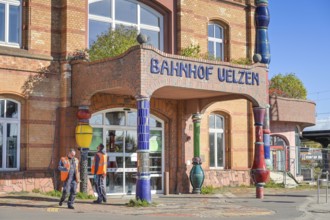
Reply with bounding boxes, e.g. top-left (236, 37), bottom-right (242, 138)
top-left (58, 148), bottom-right (80, 209)
top-left (91, 143), bottom-right (107, 203)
